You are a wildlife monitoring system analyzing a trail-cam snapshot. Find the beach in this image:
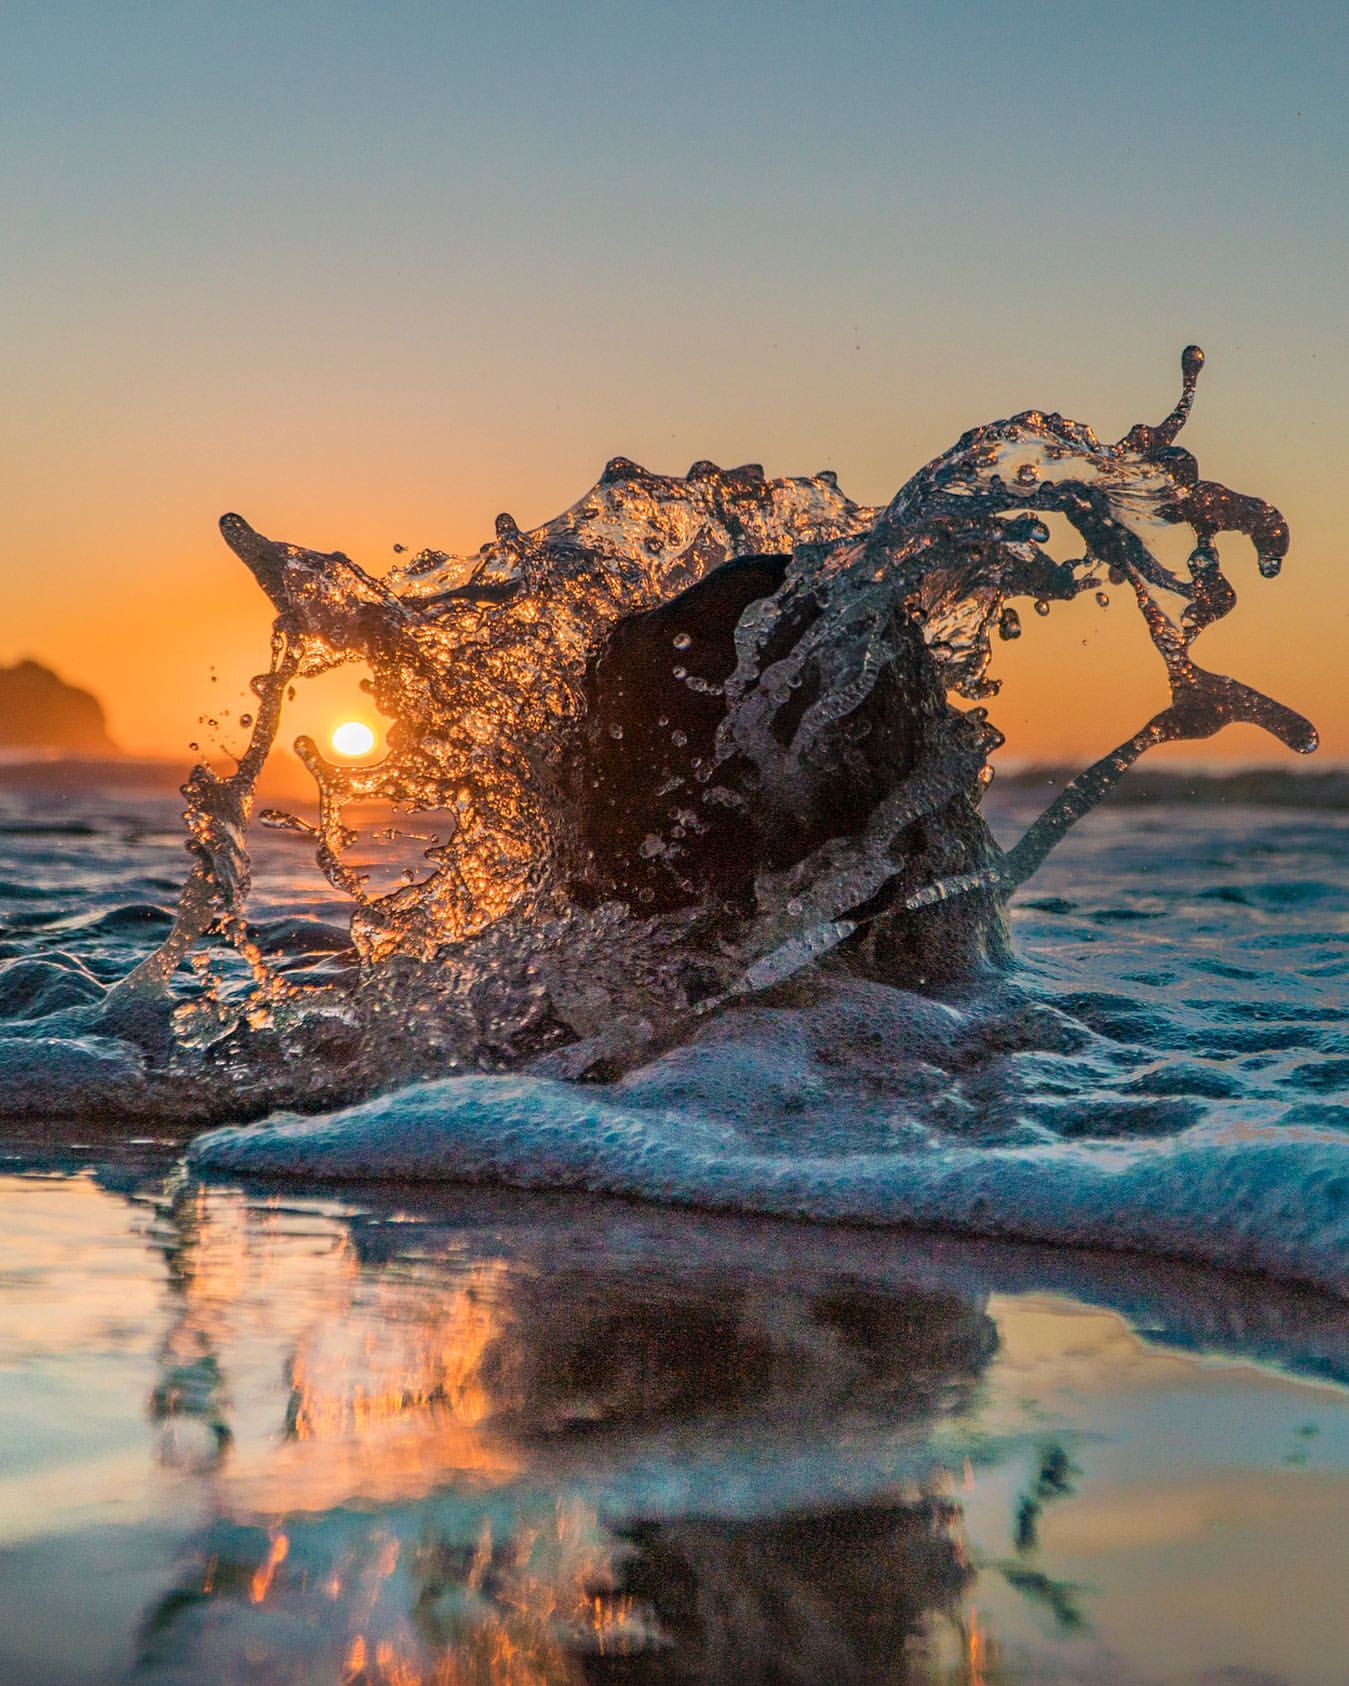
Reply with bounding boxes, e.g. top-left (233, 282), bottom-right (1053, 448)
top-left (0, 1157), bottom-right (1344, 1685)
